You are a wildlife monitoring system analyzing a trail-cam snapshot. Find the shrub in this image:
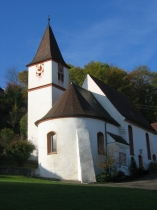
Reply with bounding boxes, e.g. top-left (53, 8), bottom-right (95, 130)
top-left (96, 172), bottom-right (115, 182)
top-left (148, 162), bottom-right (157, 173)
top-left (6, 140), bottom-right (35, 167)
top-left (129, 156), bottom-right (138, 176)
